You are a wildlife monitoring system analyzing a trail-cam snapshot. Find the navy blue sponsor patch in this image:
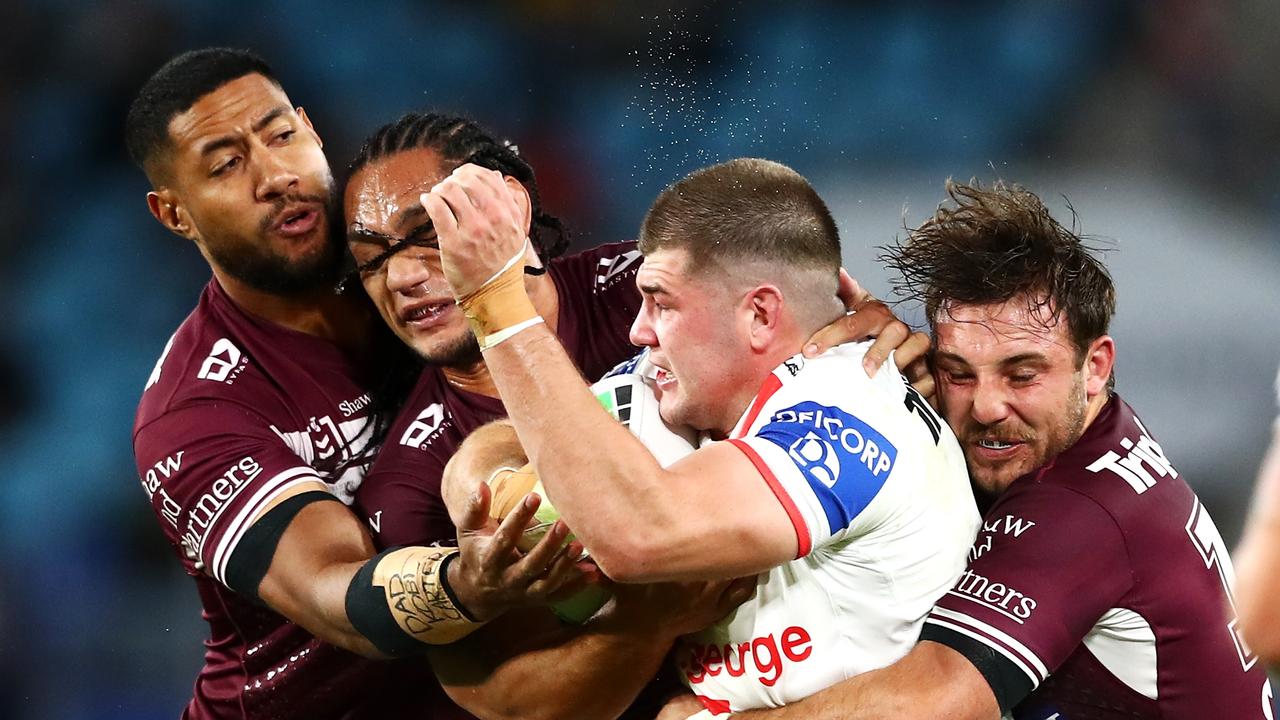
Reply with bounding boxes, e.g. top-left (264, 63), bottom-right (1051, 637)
top-left (757, 401), bottom-right (897, 531)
